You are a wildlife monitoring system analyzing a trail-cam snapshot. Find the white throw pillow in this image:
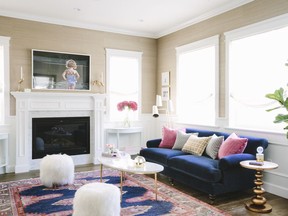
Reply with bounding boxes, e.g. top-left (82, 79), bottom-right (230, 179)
top-left (205, 134), bottom-right (224, 159)
top-left (172, 131), bottom-right (198, 150)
